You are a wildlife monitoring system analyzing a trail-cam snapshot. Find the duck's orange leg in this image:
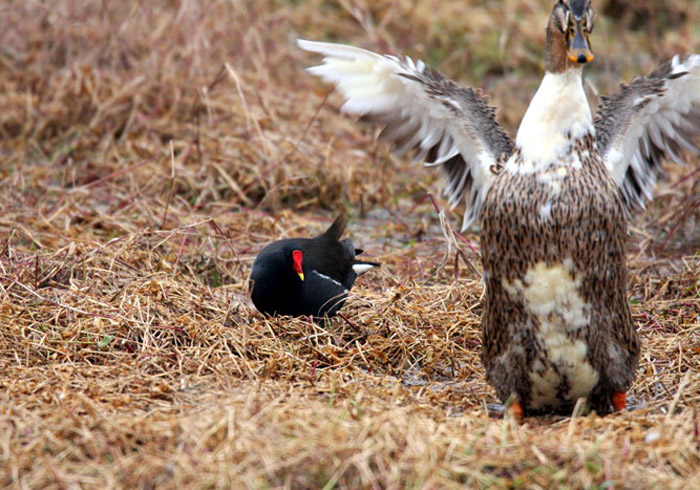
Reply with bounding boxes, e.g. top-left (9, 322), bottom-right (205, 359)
top-left (508, 401), bottom-right (524, 422)
top-left (612, 391), bottom-right (626, 411)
